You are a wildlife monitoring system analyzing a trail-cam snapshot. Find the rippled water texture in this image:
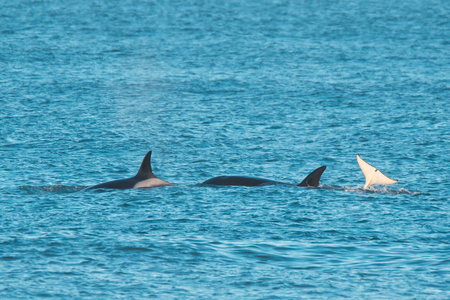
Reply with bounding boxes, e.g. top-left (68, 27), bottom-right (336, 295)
top-left (1, 0), bottom-right (449, 298)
